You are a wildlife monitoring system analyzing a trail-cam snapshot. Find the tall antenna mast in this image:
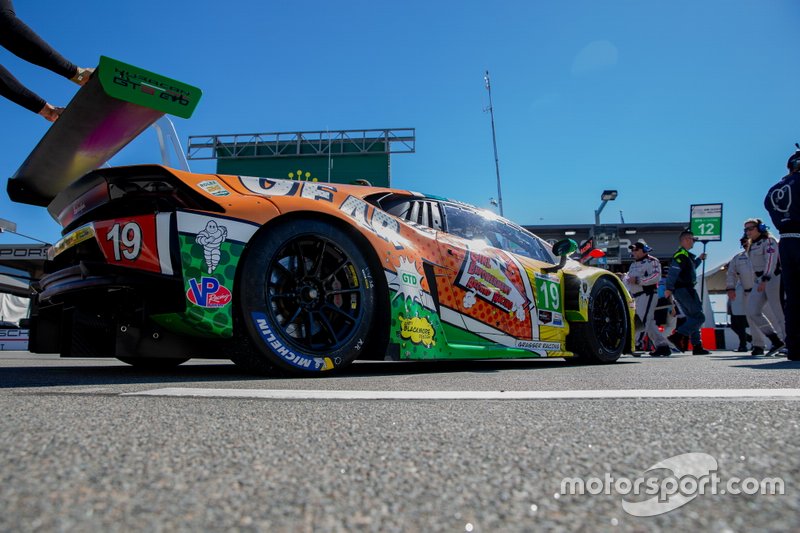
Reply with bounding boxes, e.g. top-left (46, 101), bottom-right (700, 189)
top-left (484, 70), bottom-right (504, 217)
